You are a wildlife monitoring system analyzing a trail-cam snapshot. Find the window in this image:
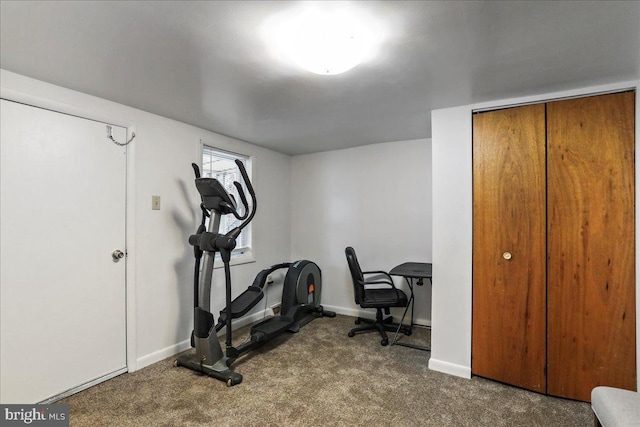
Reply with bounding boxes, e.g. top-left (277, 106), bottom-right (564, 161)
top-left (201, 145), bottom-right (252, 259)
